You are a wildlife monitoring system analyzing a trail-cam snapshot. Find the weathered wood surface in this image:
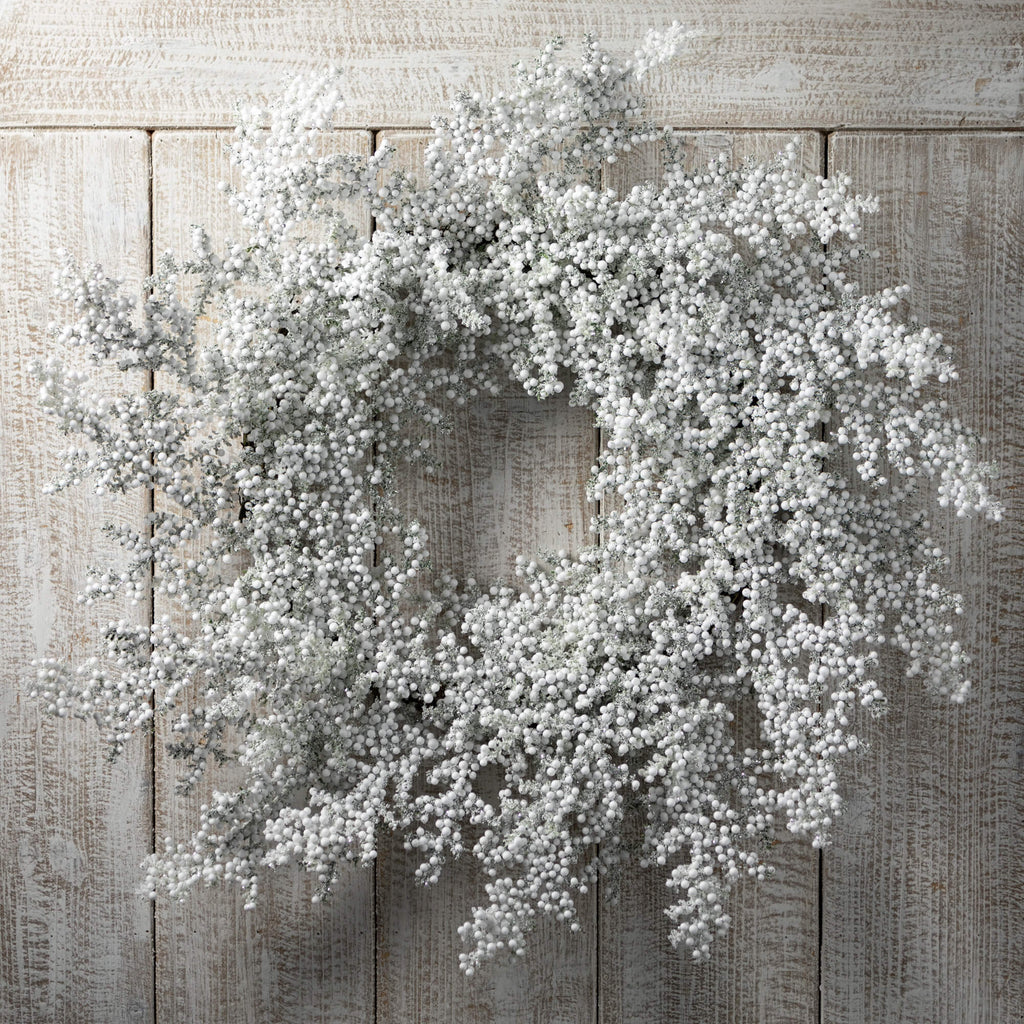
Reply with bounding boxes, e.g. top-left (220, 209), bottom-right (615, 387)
top-left (1, 1), bottom-right (1022, 130)
top-left (374, 130), bottom-right (599, 1024)
top-left (0, 131), bottom-right (153, 1023)
top-left (597, 132), bottom-right (824, 1024)
top-left (3, 9), bottom-right (1024, 1021)
top-left (151, 129), bottom-right (376, 1024)
top-left (821, 133), bottom-right (1024, 1024)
